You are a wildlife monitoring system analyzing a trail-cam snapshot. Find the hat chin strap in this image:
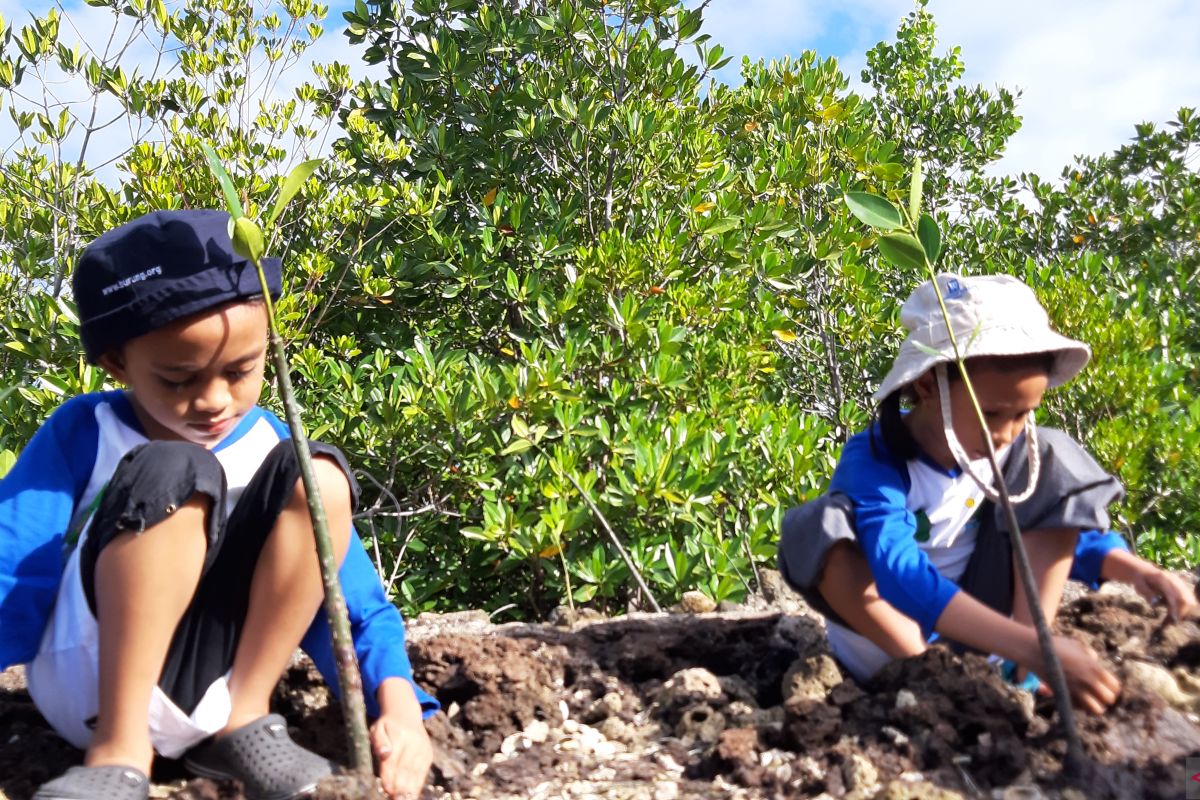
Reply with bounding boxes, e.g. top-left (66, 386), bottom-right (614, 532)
top-left (935, 364), bottom-right (1041, 504)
